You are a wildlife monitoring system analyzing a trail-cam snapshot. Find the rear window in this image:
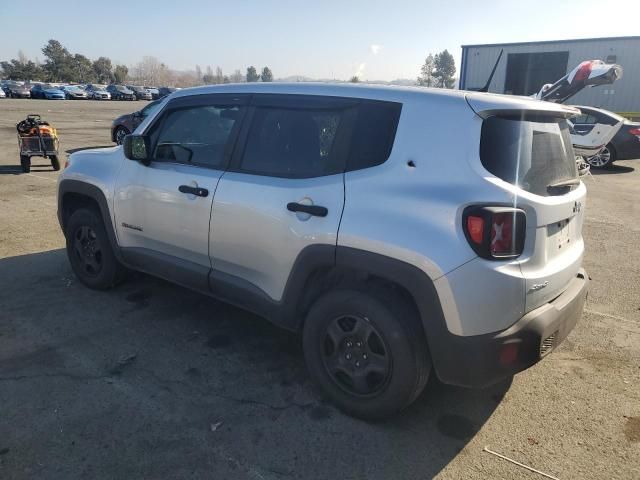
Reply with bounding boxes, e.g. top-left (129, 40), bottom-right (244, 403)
top-left (480, 117), bottom-right (577, 196)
